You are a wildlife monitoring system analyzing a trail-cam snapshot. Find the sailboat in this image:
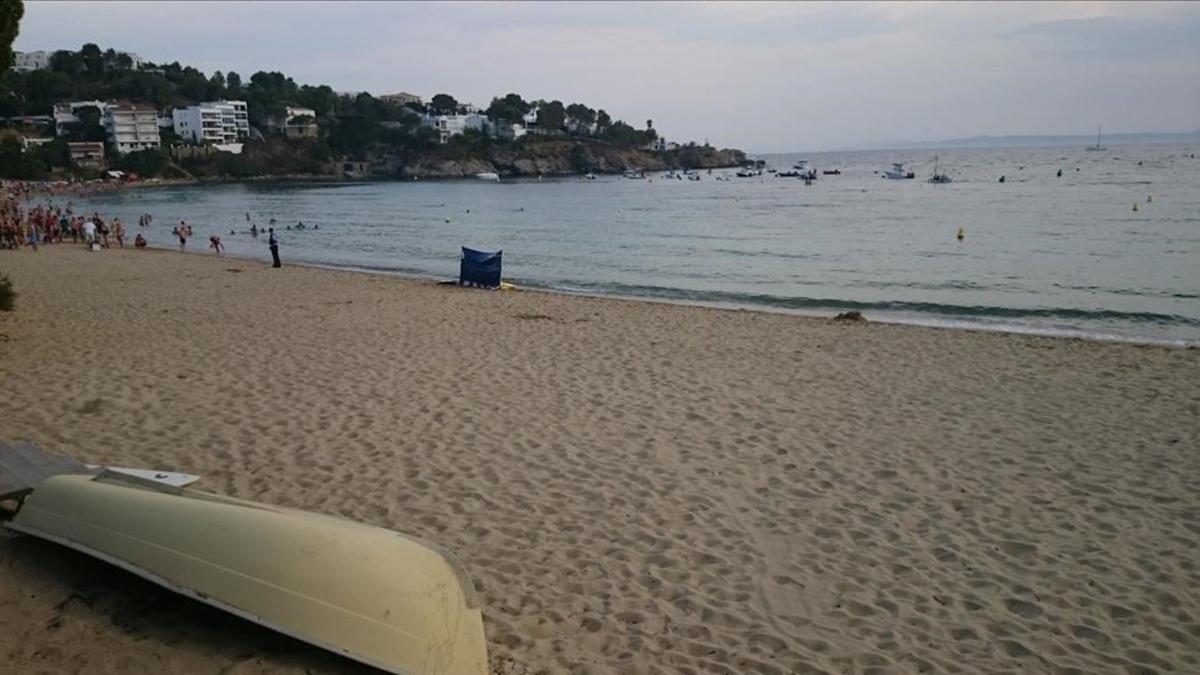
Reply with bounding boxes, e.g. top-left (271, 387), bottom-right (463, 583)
top-left (928, 155), bottom-right (952, 184)
top-left (1086, 126), bottom-right (1107, 152)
